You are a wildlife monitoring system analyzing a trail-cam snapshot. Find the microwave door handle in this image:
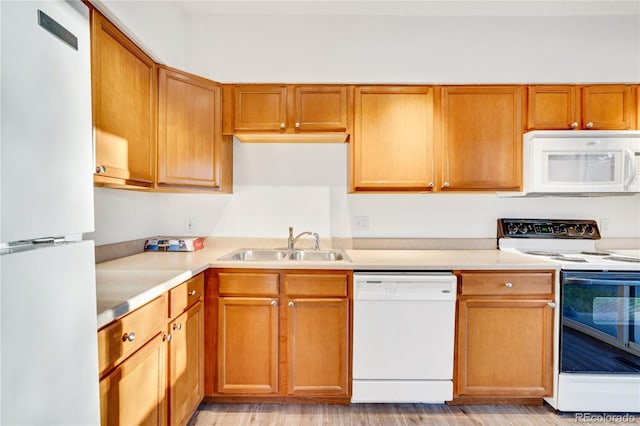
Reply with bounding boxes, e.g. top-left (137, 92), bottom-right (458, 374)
top-left (623, 149), bottom-right (637, 190)
top-left (565, 277), bottom-right (640, 286)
